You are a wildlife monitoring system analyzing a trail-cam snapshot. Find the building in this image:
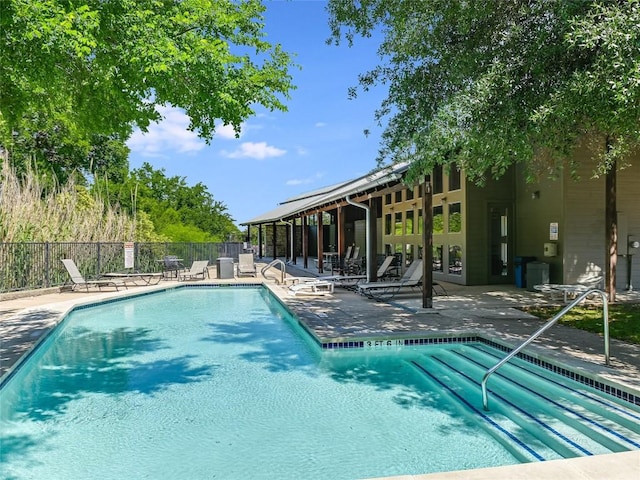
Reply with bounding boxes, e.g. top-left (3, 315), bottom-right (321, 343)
top-left (243, 144), bottom-right (639, 293)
